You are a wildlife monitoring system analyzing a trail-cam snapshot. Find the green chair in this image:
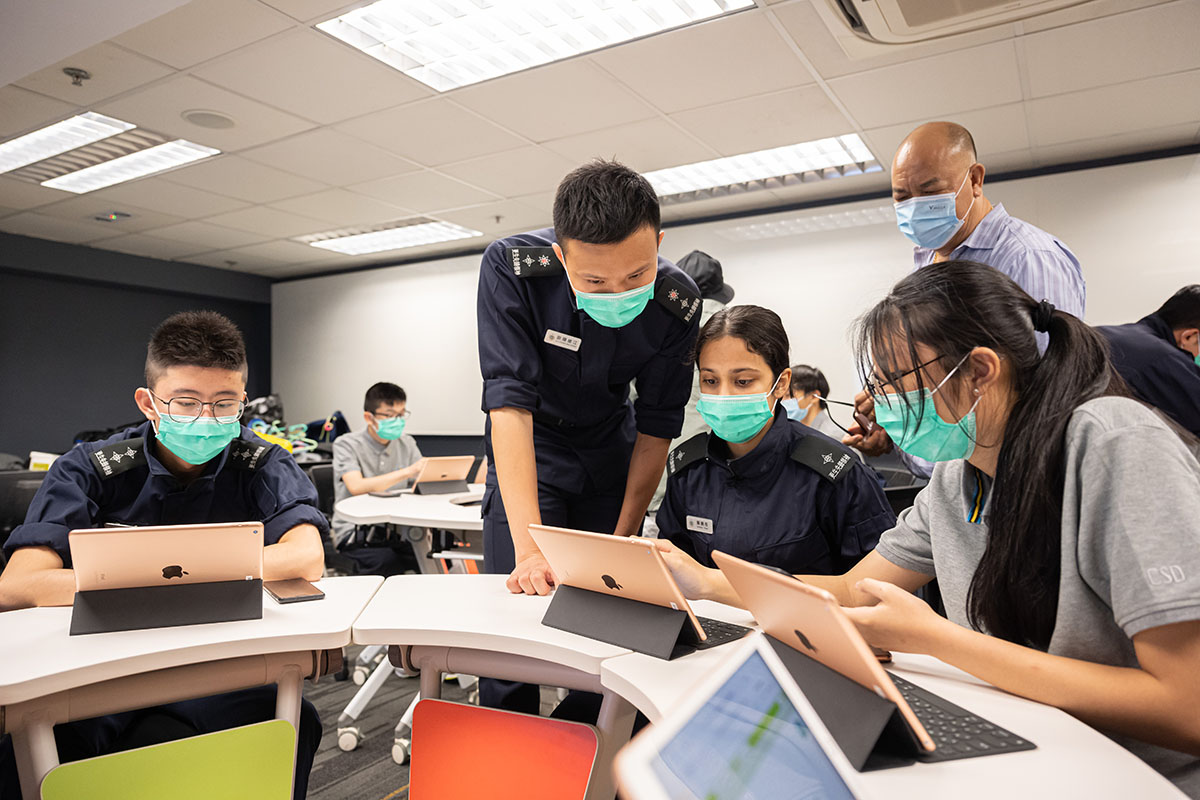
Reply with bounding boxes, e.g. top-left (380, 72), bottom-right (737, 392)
top-left (40, 719), bottom-right (295, 800)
